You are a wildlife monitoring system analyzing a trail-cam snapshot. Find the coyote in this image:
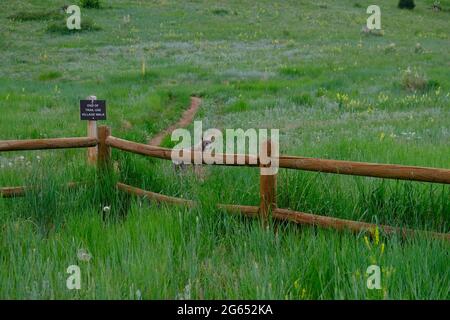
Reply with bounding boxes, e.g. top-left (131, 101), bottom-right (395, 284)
top-left (173, 134), bottom-right (214, 180)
